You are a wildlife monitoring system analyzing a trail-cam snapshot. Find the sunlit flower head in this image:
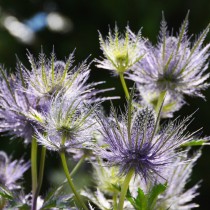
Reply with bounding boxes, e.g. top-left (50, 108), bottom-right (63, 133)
top-left (19, 50), bottom-right (117, 105)
top-left (128, 13), bottom-right (210, 98)
top-left (96, 25), bottom-right (145, 74)
top-left (36, 93), bottom-right (98, 152)
top-left (96, 104), bottom-right (195, 182)
top-left (0, 151), bottom-right (30, 190)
